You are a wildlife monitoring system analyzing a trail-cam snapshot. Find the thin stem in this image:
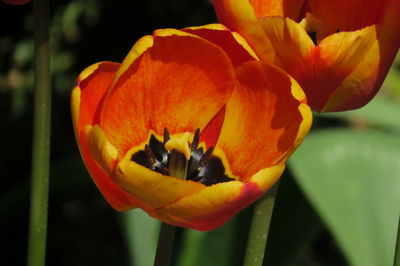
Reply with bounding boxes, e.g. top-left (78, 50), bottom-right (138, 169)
top-left (153, 223), bottom-right (176, 266)
top-left (394, 213), bottom-right (400, 266)
top-left (27, 0), bottom-right (51, 265)
top-left (243, 181), bottom-right (280, 266)
top-left (153, 149), bottom-right (186, 266)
